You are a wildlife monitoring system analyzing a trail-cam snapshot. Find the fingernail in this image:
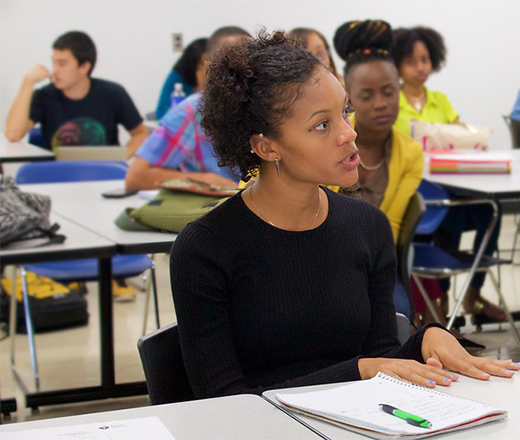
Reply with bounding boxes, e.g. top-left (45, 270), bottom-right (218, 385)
top-left (452, 373), bottom-right (458, 378)
top-left (515, 362), bottom-right (520, 366)
top-left (443, 378), bottom-right (451, 382)
top-left (428, 380), bottom-right (435, 384)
